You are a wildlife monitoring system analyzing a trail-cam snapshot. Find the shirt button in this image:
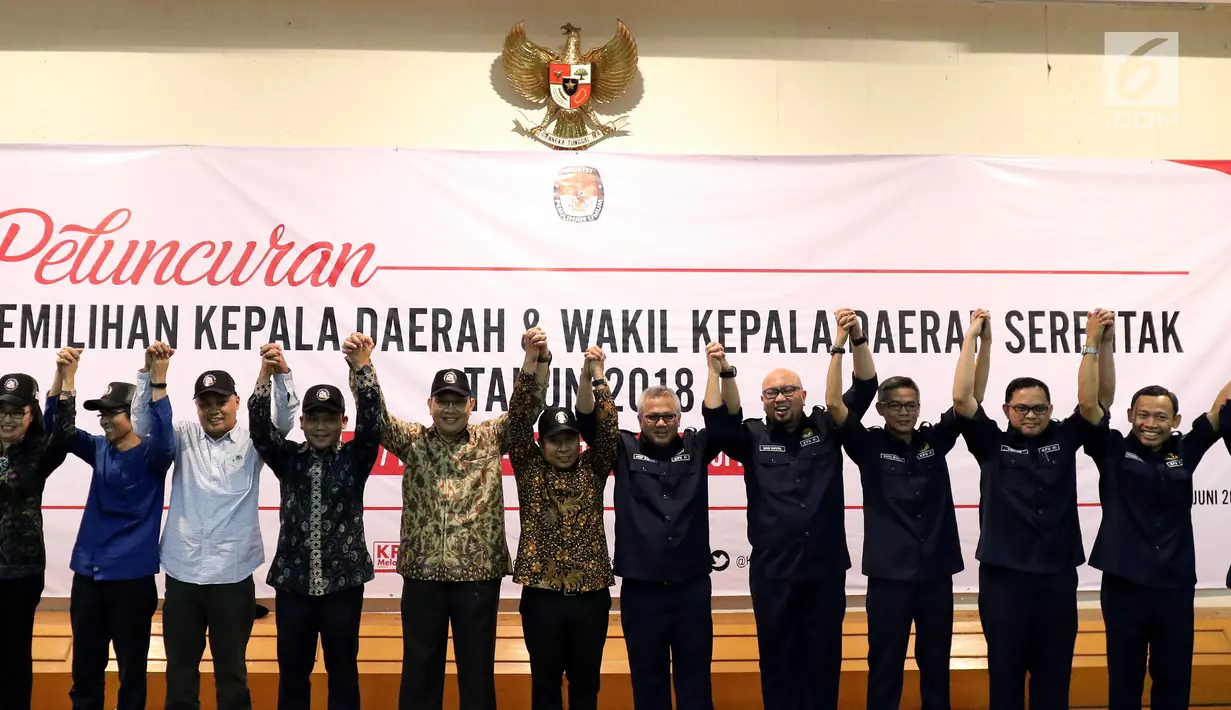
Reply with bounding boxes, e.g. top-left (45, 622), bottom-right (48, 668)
top-left (667, 536), bottom-right (674, 542)
top-left (662, 494), bottom-right (668, 499)
top-left (665, 515), bottom-right (672, 521)
top-left (796, 478), bottom-right (802, 483)
top-left (800, 503), bottom-right (807, 508)
top-left (804, 532), bottom-right (810, 537)
top-left (1038, 510), bottom-right (1044, 515)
